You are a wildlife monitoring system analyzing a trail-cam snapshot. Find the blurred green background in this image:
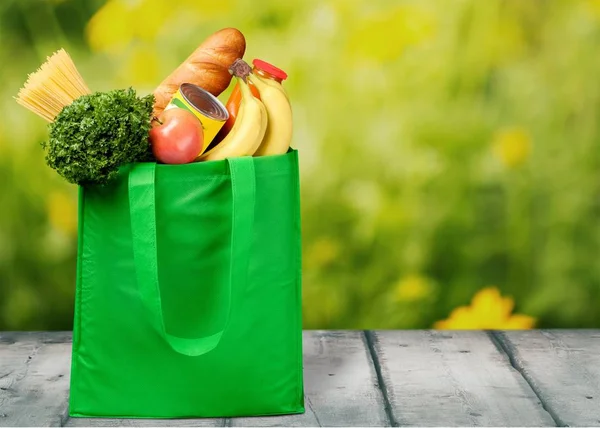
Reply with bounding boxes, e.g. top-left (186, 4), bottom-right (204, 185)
top-left (1, 0), bottom-right (600, 330)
